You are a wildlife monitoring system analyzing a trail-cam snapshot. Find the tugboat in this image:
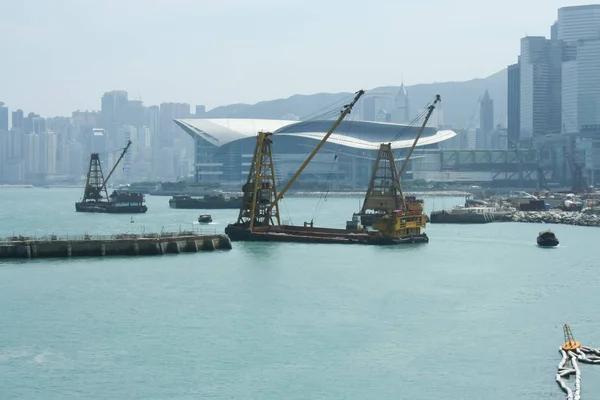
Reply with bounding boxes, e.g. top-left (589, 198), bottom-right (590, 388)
top-left (198, 214), bottom-right (212, 224)
top-left (537, 230), bottom-right (559, 247)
